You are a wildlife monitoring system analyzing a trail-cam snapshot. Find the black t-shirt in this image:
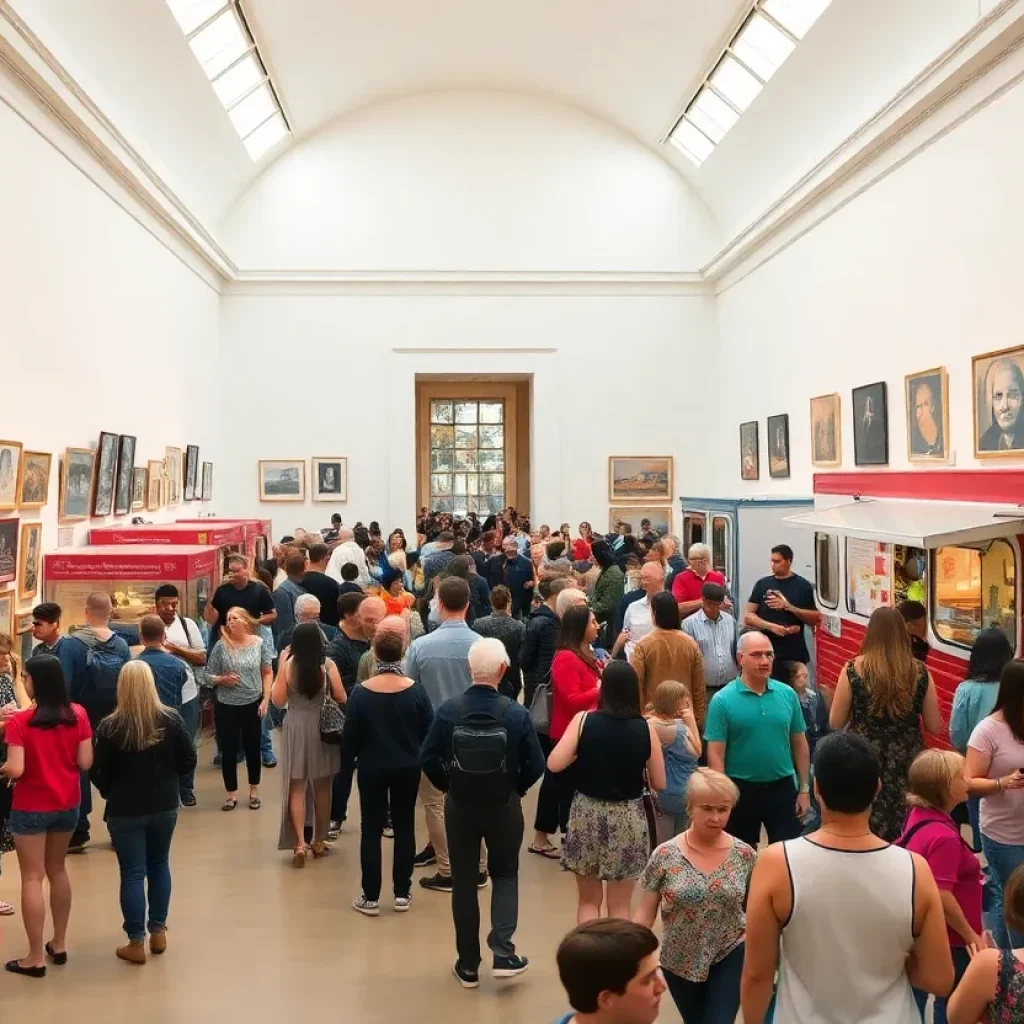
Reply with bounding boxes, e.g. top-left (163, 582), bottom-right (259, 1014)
top-left (301, 571), bottom-right (341, 628)
top-left (748, 573), bottom-right (816, 664)
top-left (329, 631), bottom-right (369, 694)
top-left (210, 581), bottom-right (274, 641)
top-left (575, 712), bottom-right (651, 801)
